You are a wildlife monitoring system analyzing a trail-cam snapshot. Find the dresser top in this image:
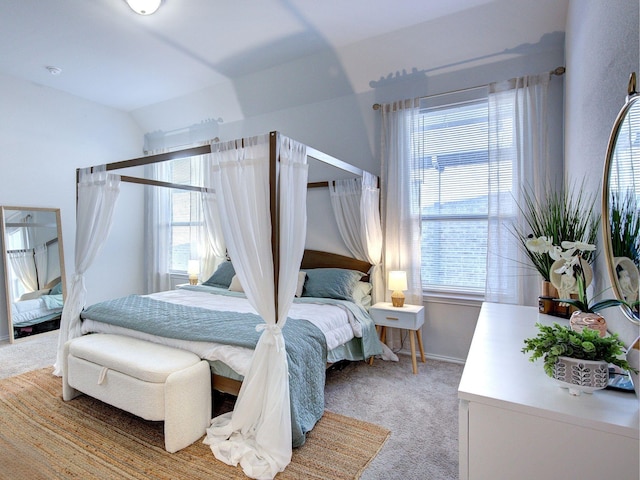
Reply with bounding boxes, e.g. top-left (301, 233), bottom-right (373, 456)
top-left (458, 302), bottom-right (640, 438)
